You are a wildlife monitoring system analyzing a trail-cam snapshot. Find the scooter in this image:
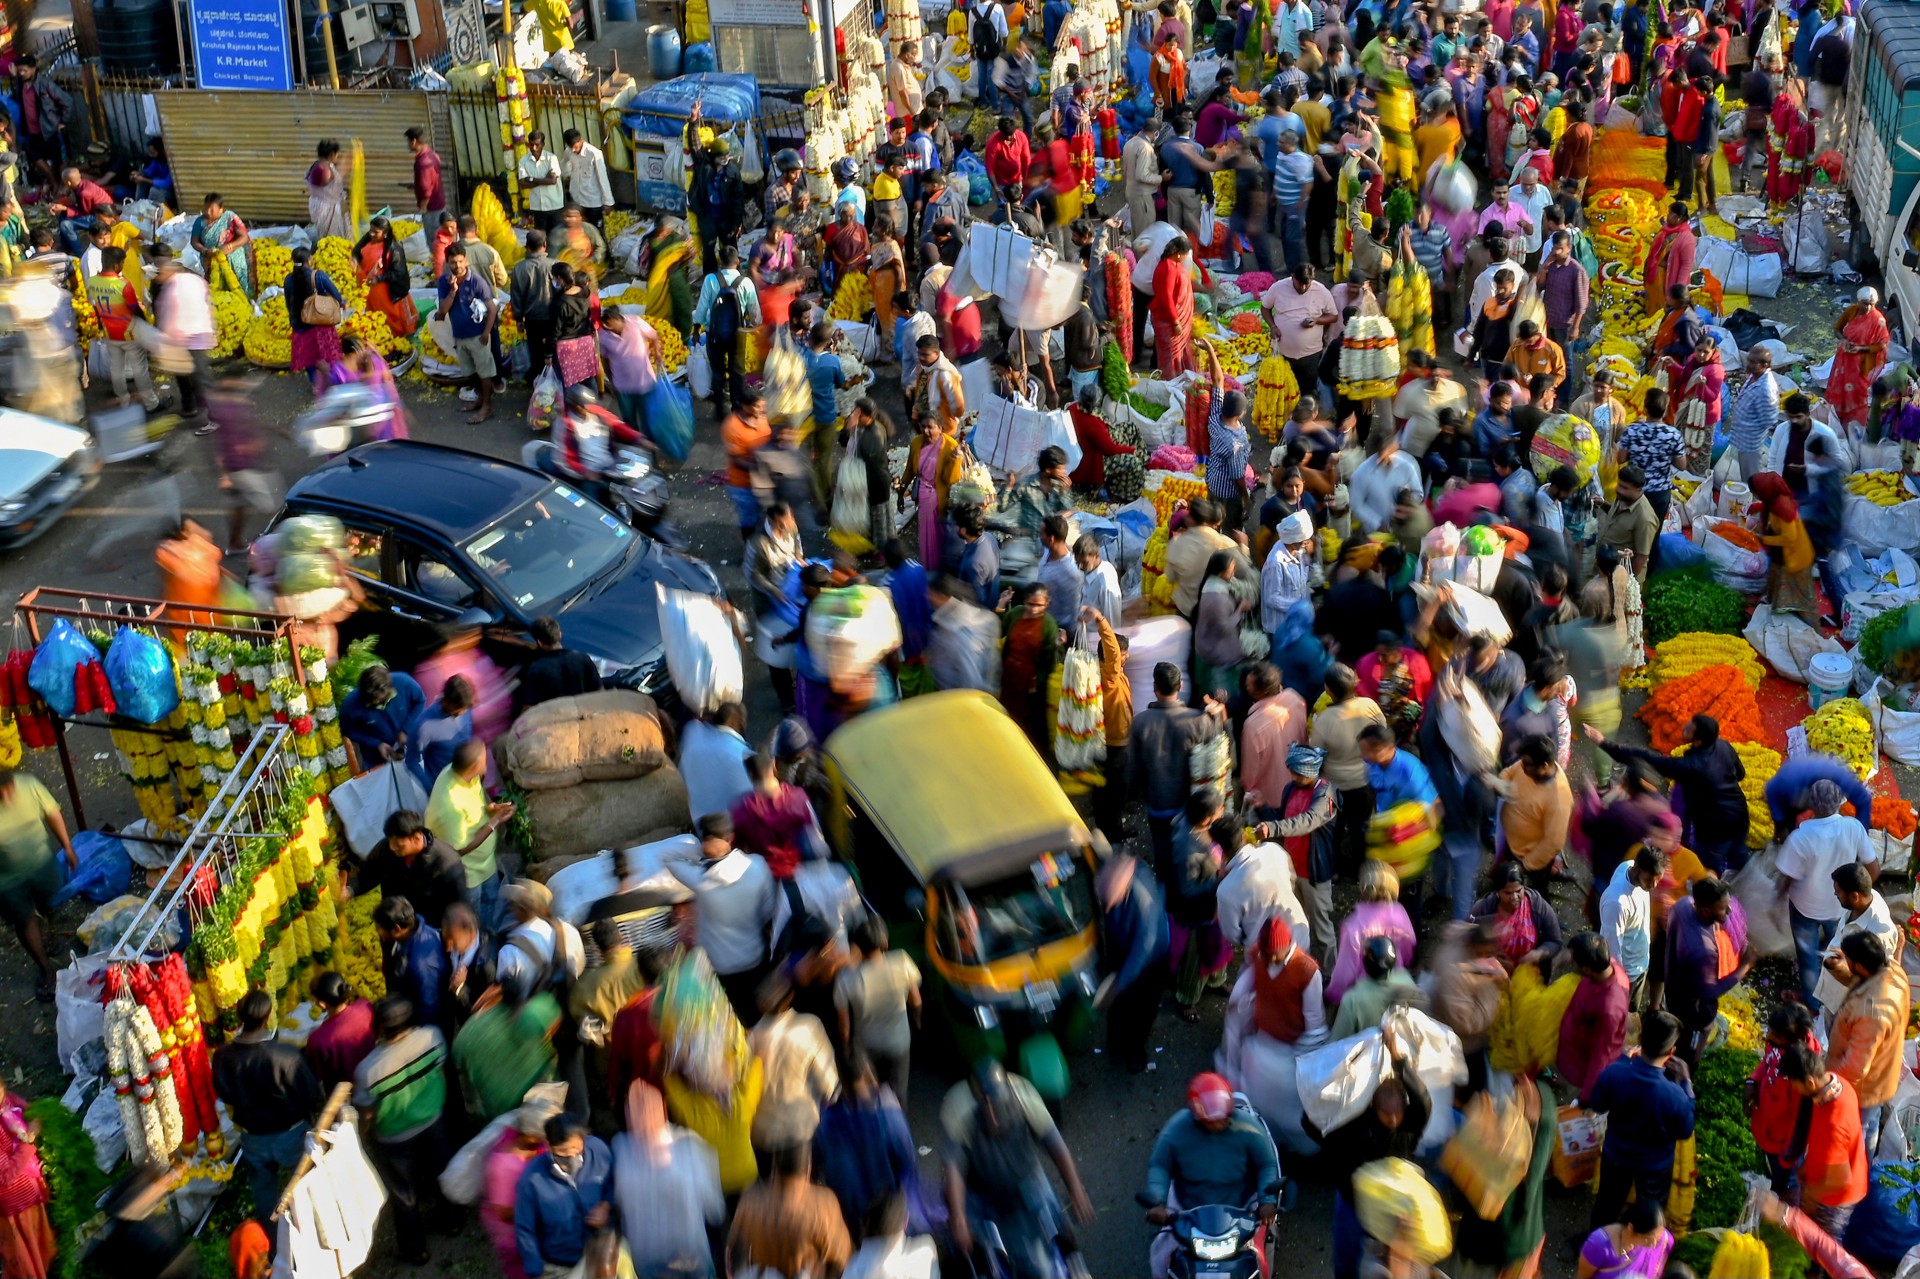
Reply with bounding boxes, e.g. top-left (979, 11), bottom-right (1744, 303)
top-left (521, 440), bottom-right (684, 548)
top-left (1136, 1192), bottom-right (1273, 1279)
